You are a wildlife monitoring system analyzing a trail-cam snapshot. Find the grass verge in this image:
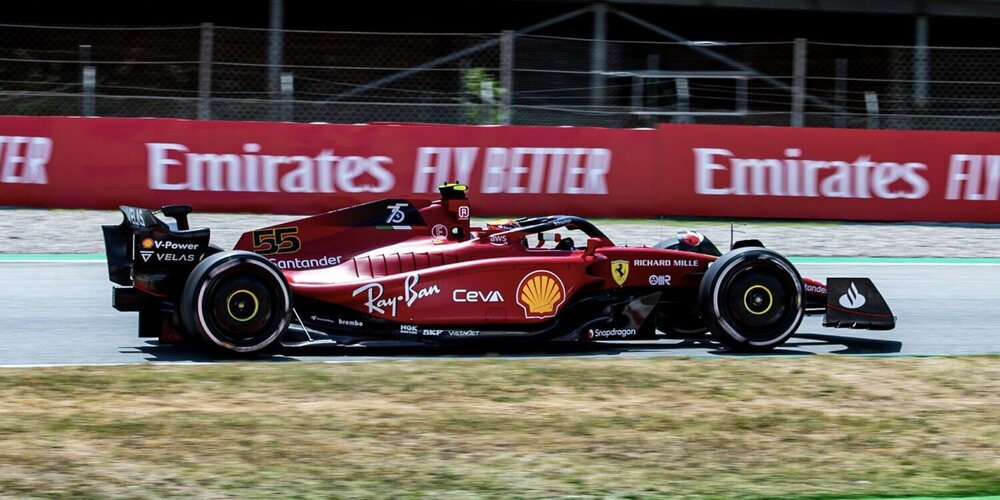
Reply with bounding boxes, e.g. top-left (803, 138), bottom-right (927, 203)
top-left (0, 356), bottom-right (997, 498)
